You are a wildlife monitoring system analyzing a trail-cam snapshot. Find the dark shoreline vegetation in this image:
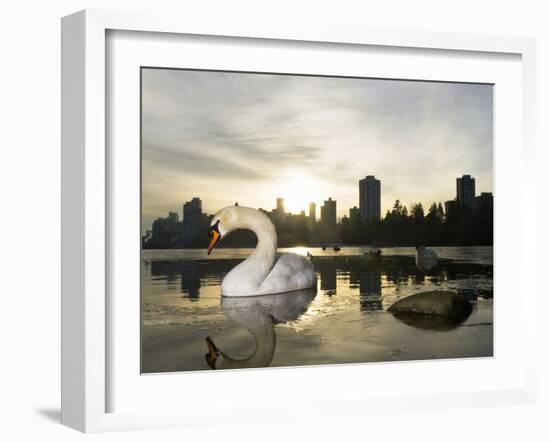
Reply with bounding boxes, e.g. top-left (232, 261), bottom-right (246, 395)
top-left (143, 200), bottom-right (493, 249)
